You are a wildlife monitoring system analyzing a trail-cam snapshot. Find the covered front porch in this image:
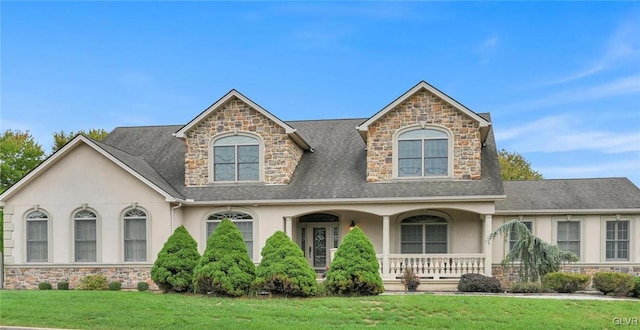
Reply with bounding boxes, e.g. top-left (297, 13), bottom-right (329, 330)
top-left (284, 206), bottom-right (495, 289)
